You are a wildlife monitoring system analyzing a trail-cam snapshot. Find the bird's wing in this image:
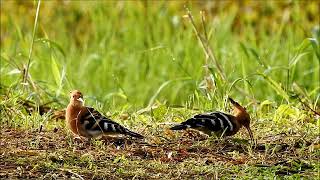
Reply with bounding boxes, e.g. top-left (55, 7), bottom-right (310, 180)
top-left (80, 107), bottom-right (143, 138)
top-left (183, 111), bottom-right (235, 132)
